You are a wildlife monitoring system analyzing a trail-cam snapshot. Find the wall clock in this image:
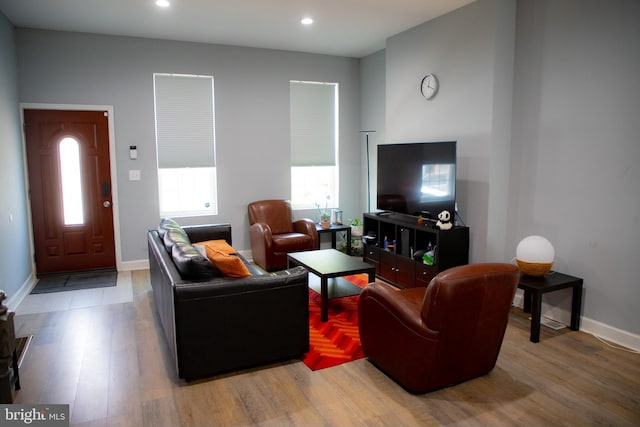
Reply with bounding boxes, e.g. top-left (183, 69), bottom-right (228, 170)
top-left (420, 74), bottom-right (439, 100)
